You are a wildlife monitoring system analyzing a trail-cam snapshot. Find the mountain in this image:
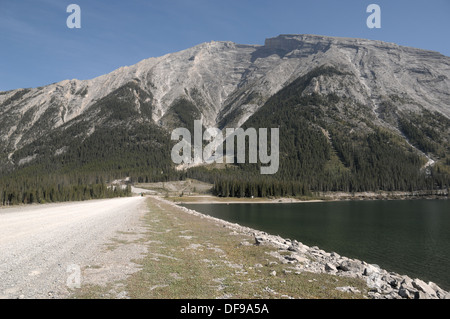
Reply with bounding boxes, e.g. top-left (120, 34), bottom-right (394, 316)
top-left (1, 34), bottom-right (449, 202)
